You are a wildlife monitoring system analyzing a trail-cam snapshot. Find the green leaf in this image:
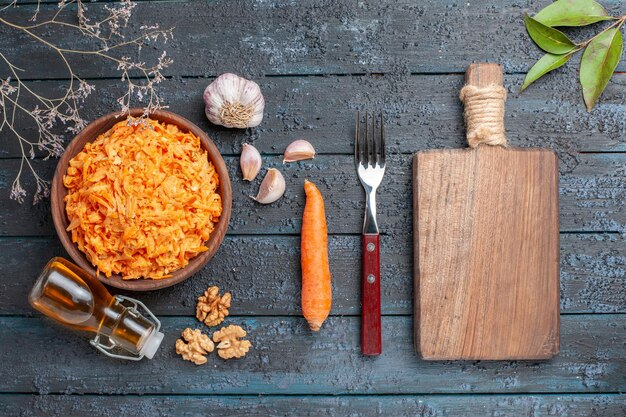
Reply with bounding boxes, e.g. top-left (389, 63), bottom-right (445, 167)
top-left (534, 0), bottom-right (611, 27)
top-left (524, 14), bottom-right (577, 54)
top-left (580, 28), bottom-right (623, 111)
top-left (521, 52), bottom-right (574, 91)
